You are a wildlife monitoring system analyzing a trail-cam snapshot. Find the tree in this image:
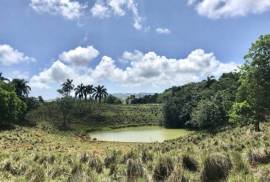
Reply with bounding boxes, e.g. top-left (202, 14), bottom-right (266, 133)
top-left (60, 79), bottom-right (74, 96)
top-left (204, 76), bottom-right (216, 88)
top-left (192, 94), bottom-right (227, 131)
top-left (38, 96), bottom-right (44, 103)
top-left (0, 73), bottom-right (9, 82)
top-left (57, 96), bottom-right (74, 128)
top-left (235, 35), bottom-right (270, 131)
top-left (105, 94), bottom-right (122, 104)
top-left (11, 79), bottom-right (31, 98)
top-left (84, 84), bottom-right (95, 100)
top-left (74, 84), bottom-right (85, 100)
top-left (0, 81), bottom-right (26, 125)
top-left (93, 85), bottom-right (108, 103)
